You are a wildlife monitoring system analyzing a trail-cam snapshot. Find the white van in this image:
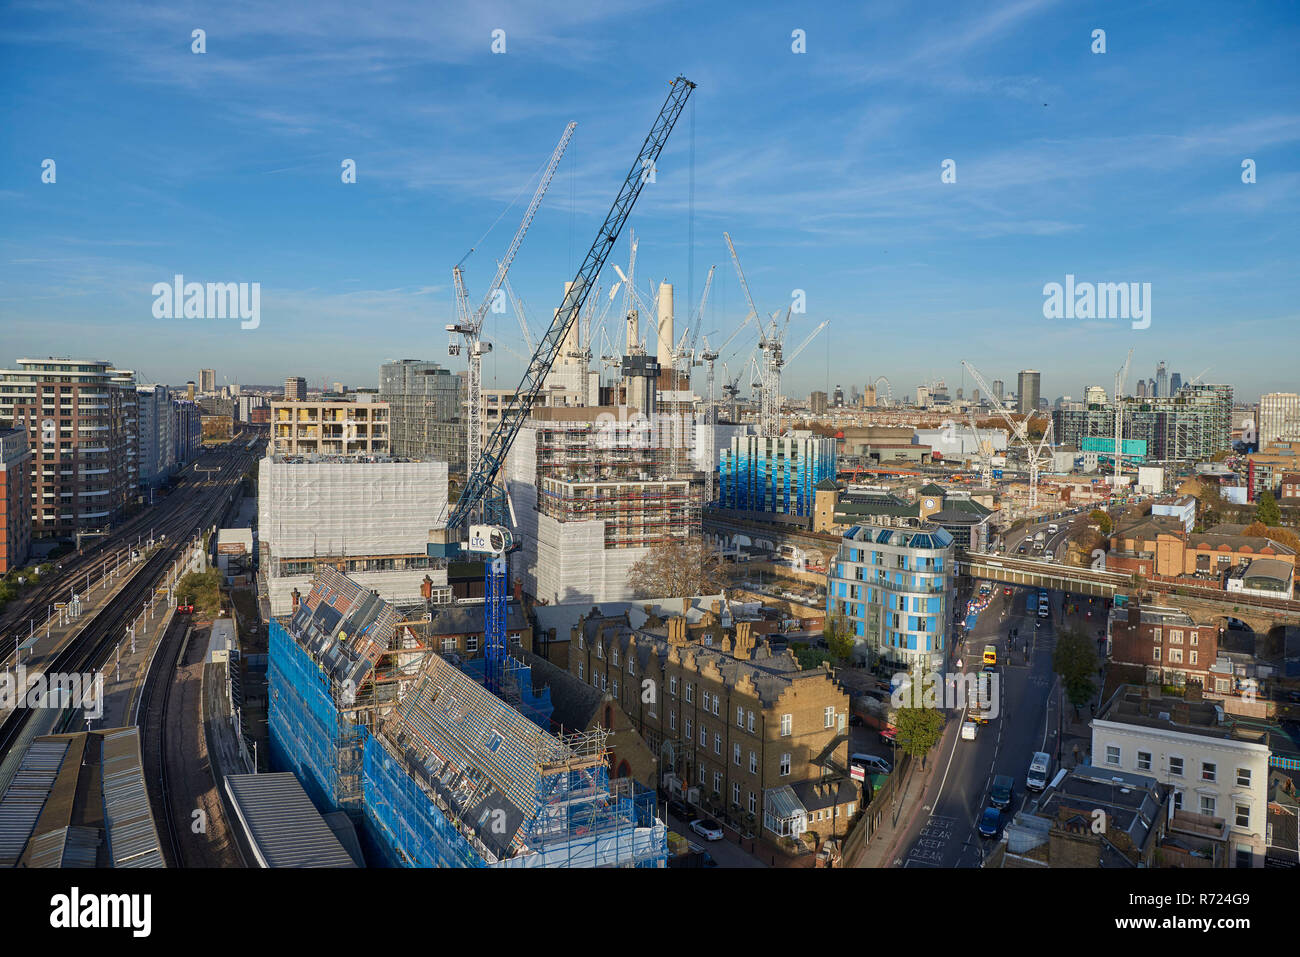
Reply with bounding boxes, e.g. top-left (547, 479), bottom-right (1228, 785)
top-left (961, 721), bottom-right (977, 741)
top-left (1047, 523), bottom-right (1059, 534)
top-left (1026, 751), bottom-right (1051, 791)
